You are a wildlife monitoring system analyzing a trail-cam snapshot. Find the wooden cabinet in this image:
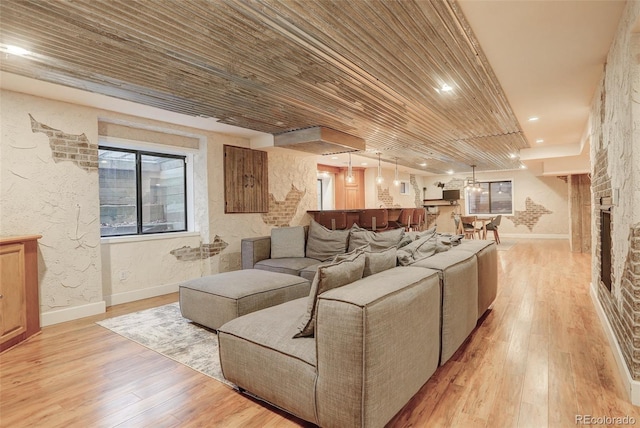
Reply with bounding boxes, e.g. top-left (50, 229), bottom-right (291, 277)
top-left (1, 235), bottom-right (41, 353)
top-left (335, 168), bottom-right (365, 209)
top-left (224, 145), bottom-right (269, 213)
